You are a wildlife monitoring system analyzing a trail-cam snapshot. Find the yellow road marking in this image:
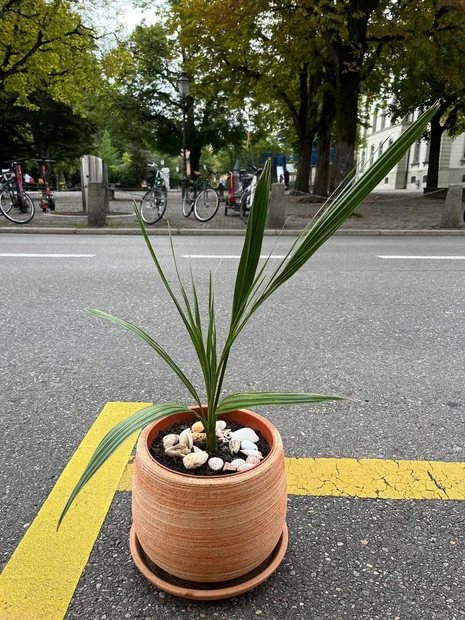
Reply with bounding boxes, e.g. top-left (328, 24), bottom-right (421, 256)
top-left (2, 401), bottom-right (465, 620)
top-left (0, 402), bottom-right (149, 620)
top-left (285, 457), bottom-right (465, 500)
top-left (119, 457), bottom-right (465, 499)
